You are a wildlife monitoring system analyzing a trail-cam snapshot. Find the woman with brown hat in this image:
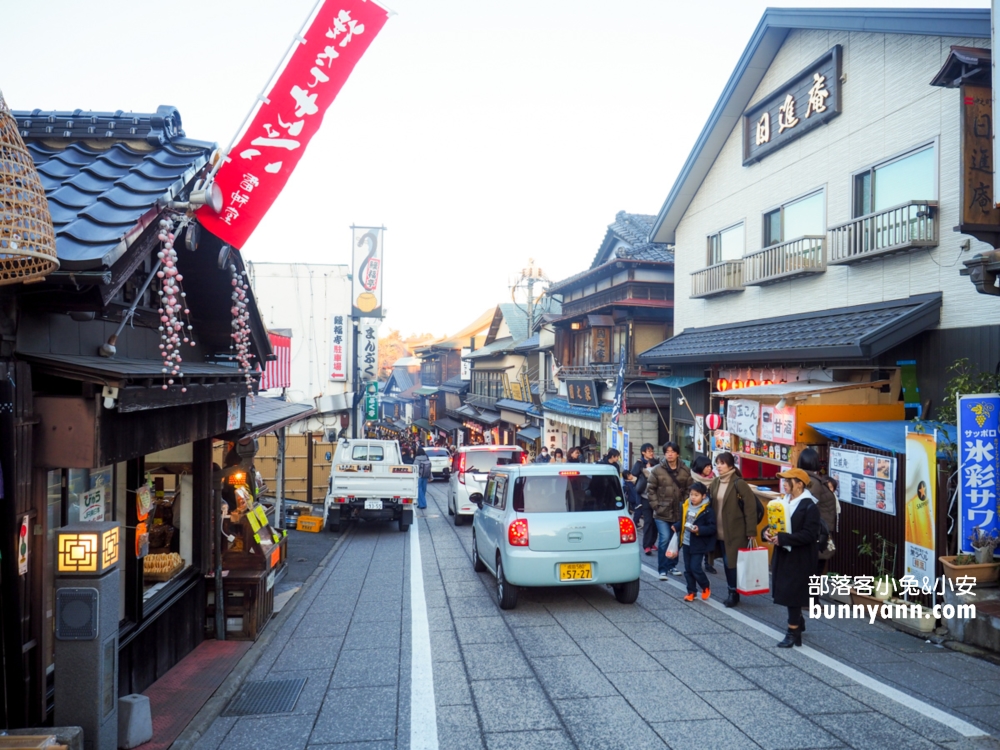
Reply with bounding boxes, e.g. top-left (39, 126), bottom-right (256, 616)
top-left (763, 468), bottom-right (822, 648)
